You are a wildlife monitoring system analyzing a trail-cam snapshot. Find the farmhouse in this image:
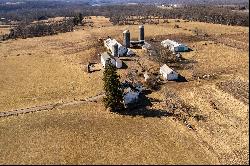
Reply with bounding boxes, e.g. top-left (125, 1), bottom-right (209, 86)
top-left (160, 64), bottom-right (178, 80)
top-left (104, 38), bottom-right (127, 56)
top-left (100, 52), bottom-right (123, 69)
top-left (161, 39), bottom-right (188, 52)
